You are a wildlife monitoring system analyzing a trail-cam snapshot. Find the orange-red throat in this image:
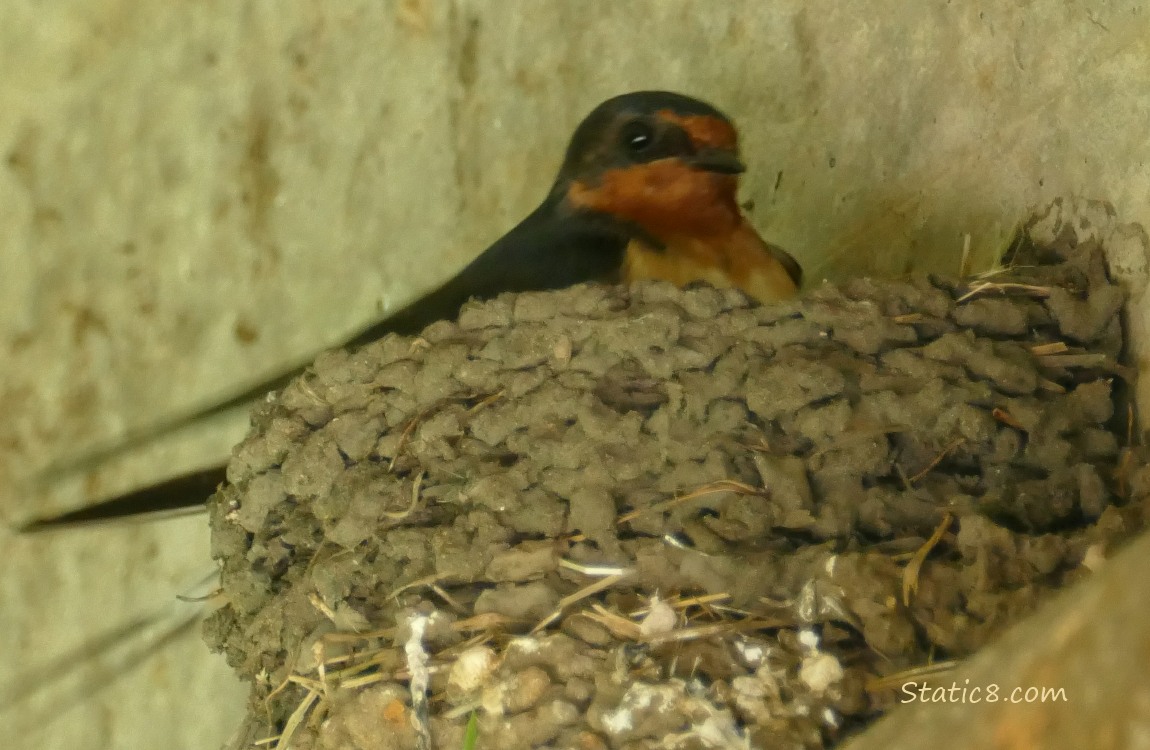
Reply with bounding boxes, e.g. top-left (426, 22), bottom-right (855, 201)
top-left (567, 157), bottom-right (743, 238)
